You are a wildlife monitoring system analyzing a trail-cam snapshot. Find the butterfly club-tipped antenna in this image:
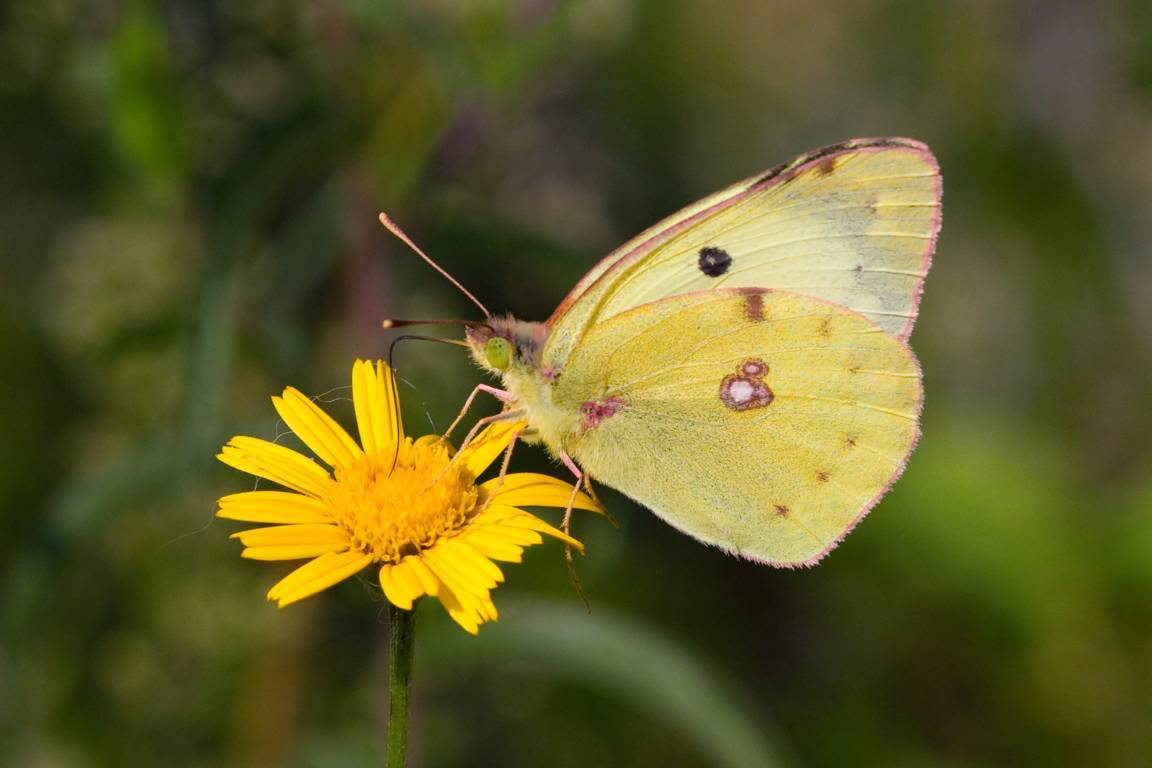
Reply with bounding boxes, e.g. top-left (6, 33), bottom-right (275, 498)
top-left (378, 212), bottom-right (491, 320)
